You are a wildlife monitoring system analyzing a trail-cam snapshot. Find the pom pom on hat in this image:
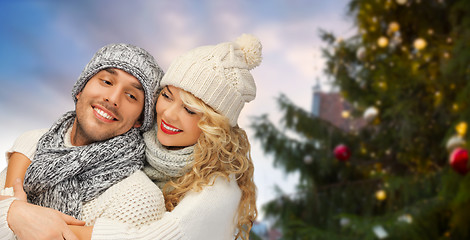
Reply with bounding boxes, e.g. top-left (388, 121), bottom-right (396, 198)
top-left (235, 34), bottom-right (262, 70)
top-left (160, 34), bottom-right (263, 126)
